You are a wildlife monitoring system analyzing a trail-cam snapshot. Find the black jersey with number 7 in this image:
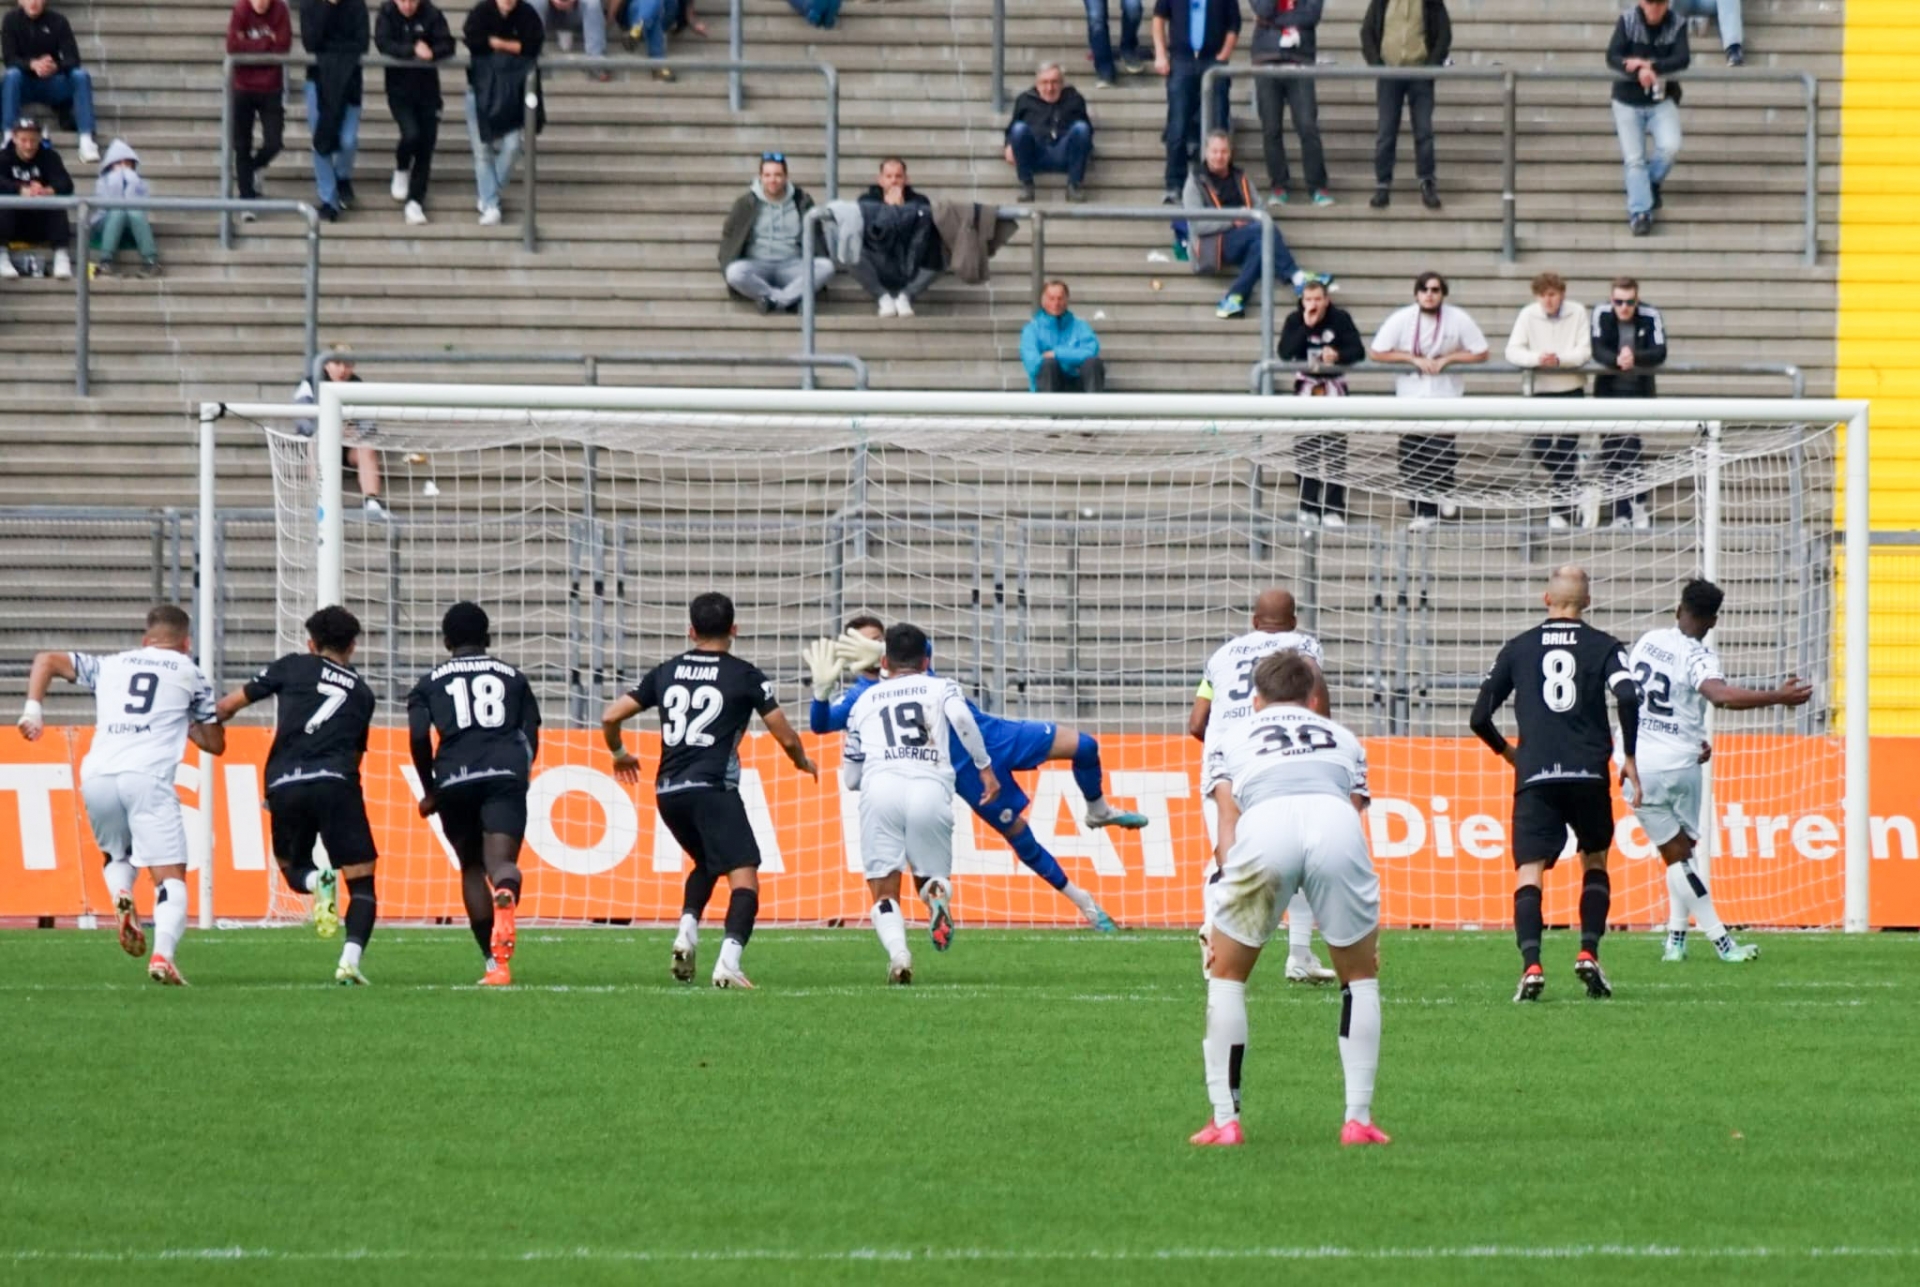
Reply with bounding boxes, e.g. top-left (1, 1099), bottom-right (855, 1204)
top-left (245, 652), bottom-right (378, 793)
top-left (1471, 619), bottom-right (1638, 791)
top-left (630, 649), bottom-right (780, 794)
top-left (406, 655), bottom-right (541, 791)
